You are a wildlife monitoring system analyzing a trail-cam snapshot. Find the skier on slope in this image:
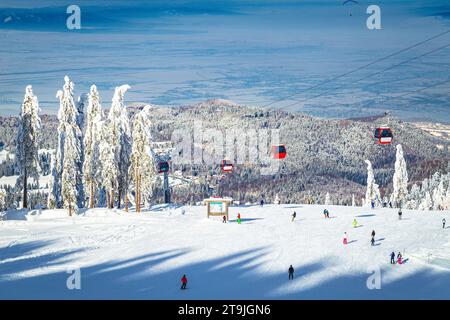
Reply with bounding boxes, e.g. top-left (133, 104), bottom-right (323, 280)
top-left (237, 213), bottom-right (241, 224)
top-left (323, 209), bottom-right (329, 218)
top-left (288, 265), bottom-right (294, 280)
top-left (260, 199), bottom-right (264, 207)
top-left (371, 237), bottom-right (375, 246)
top-left (371, 230), bottom-right (376, 238)
top-left (181, 274), bottom-right (188, 290)
top-left (292, 211), bottom-right (296, 222)
top-left (397, 252), bottom-right (403, 265)
top-left (398, 208), bottom-right (403, 220)
top-left (222, 215), bottom-right (227, 223)
top-left (443, 218), bottom-right (446, 229)
top-left (371, 201), bottom-right (375, 209)
top-left (343, 232), bottom-right (348, 245)
top-left (352, 219), bottom-right (358, 228)
top-left (390, 251), bottom-right (396, 264)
